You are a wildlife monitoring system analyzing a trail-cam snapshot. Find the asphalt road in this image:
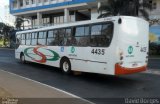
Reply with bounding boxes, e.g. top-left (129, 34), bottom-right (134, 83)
top-left (148, 58), bottom-right (160, 69)
top-left (0, 48), bottom-right (160, 104)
